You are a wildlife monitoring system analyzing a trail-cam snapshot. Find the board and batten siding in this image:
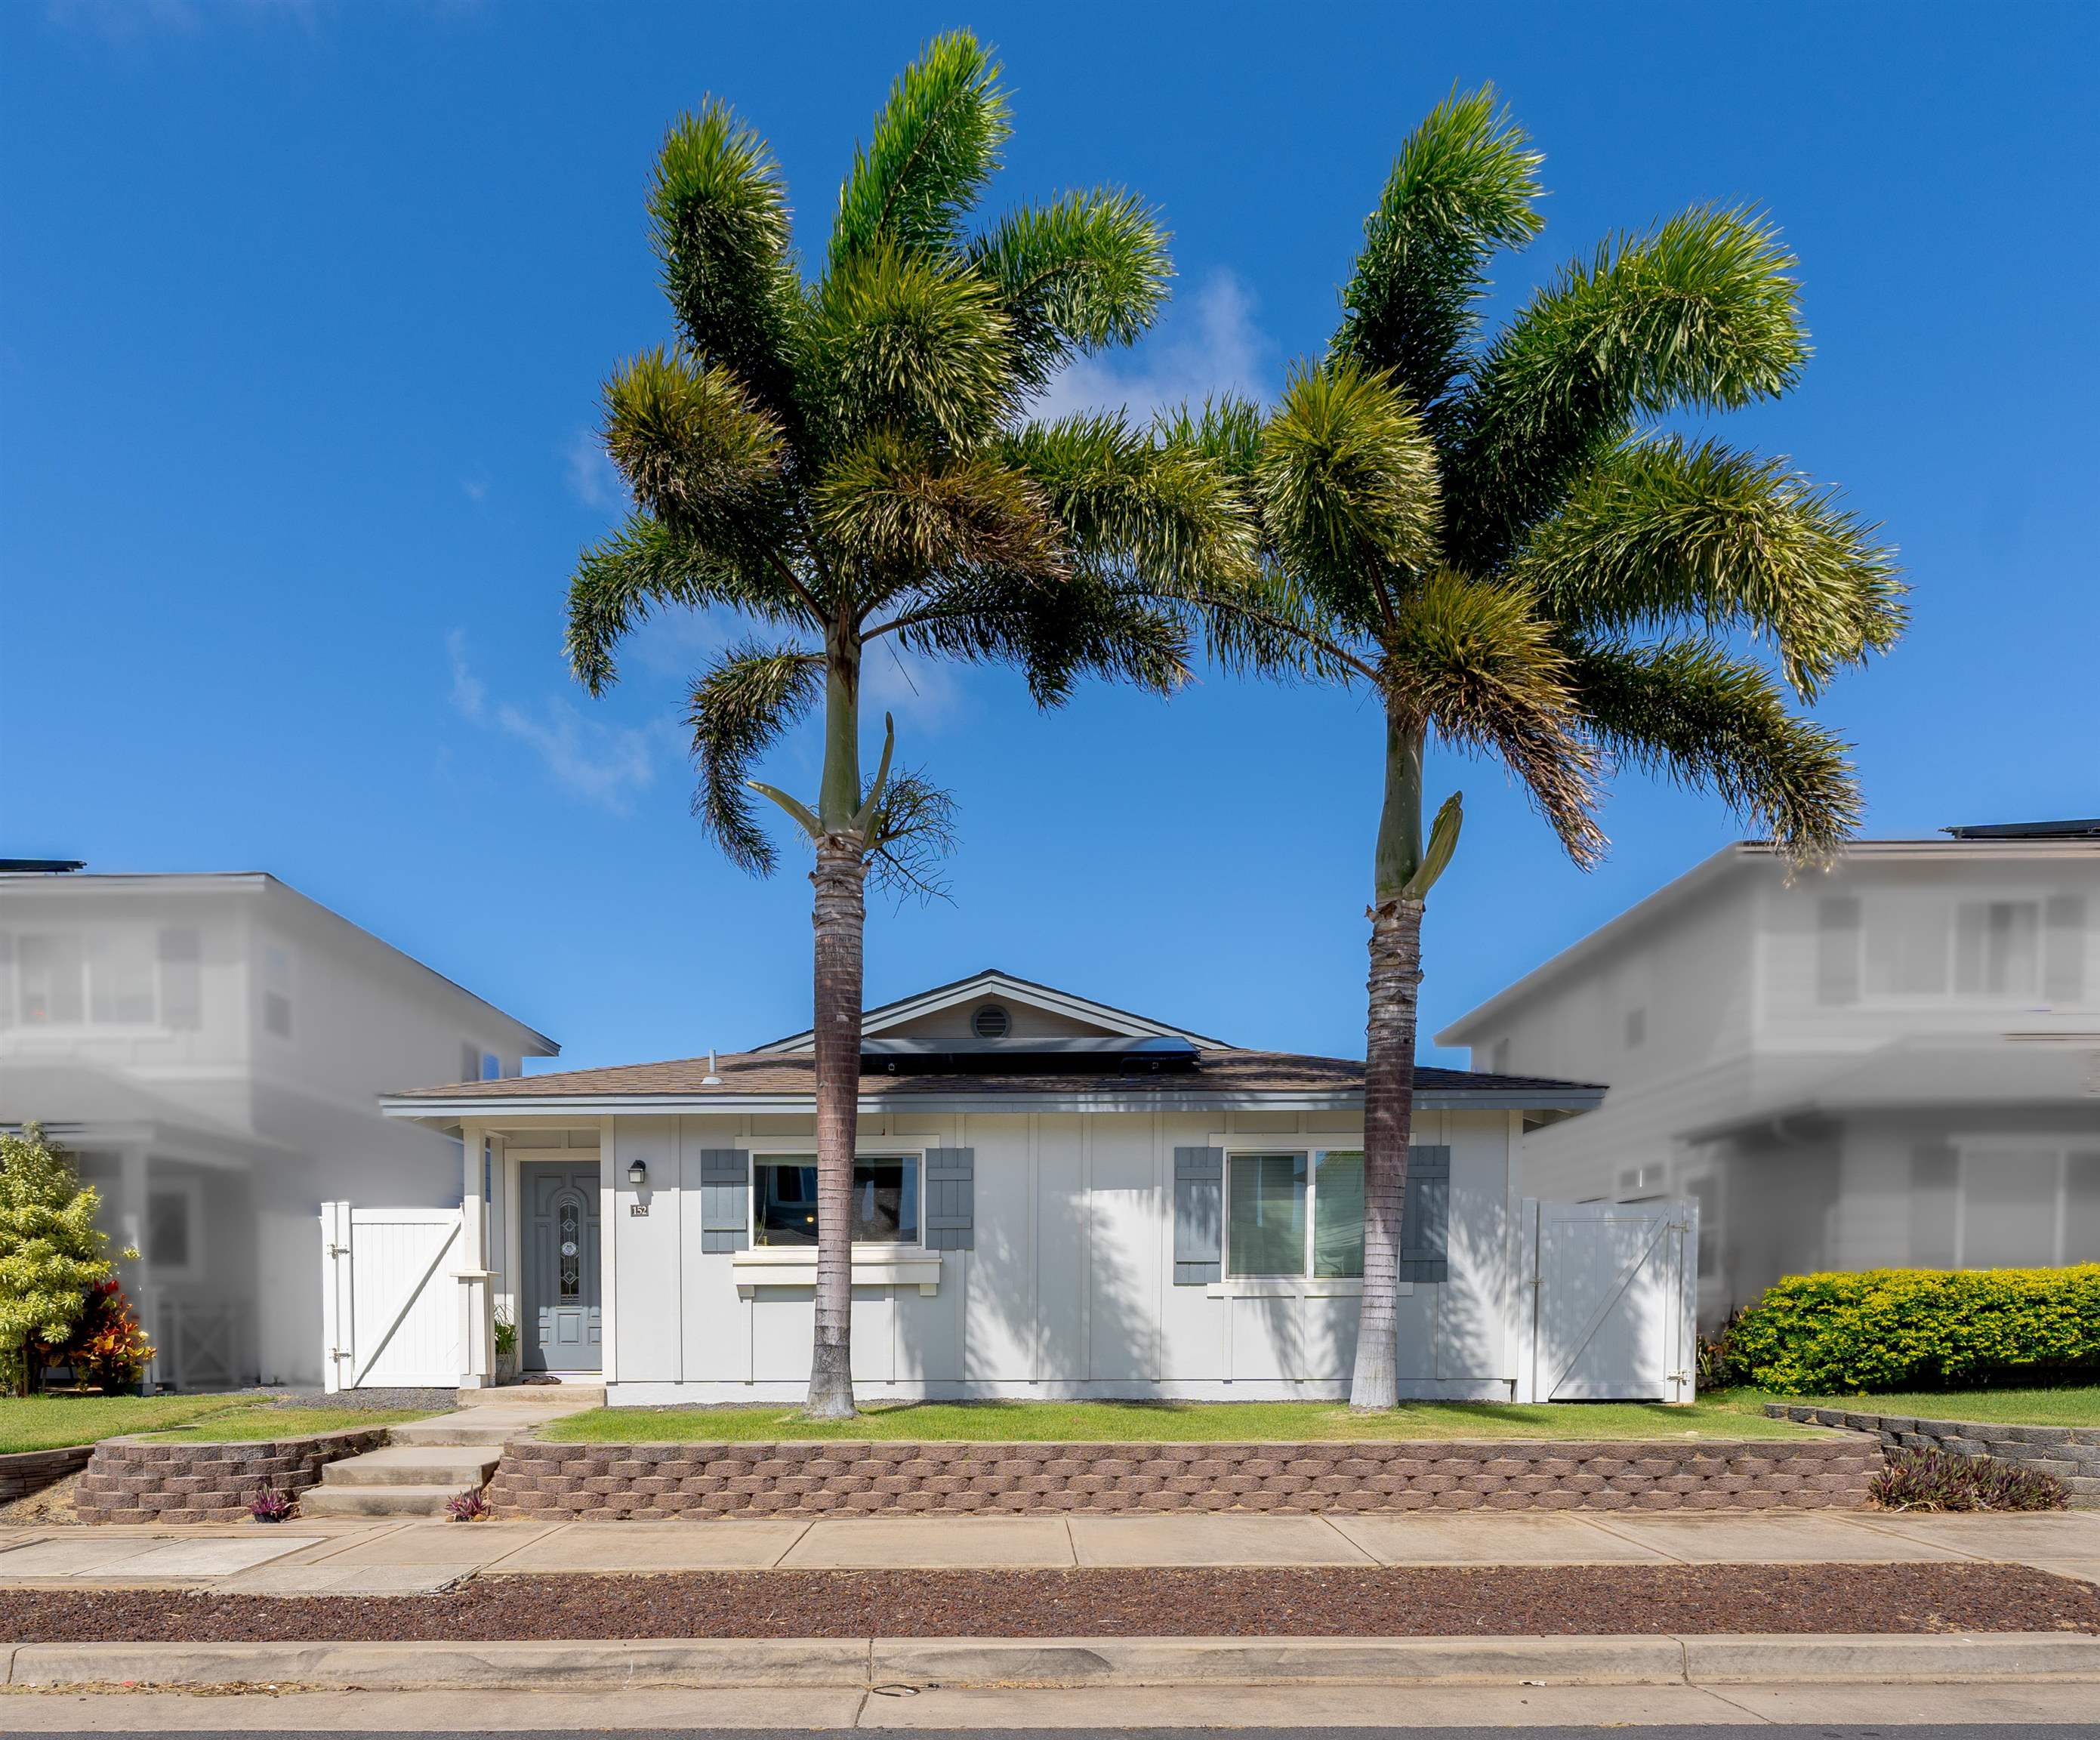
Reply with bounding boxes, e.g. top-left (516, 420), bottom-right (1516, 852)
top-left (600, 1106), bottom-right (1516, 1404)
